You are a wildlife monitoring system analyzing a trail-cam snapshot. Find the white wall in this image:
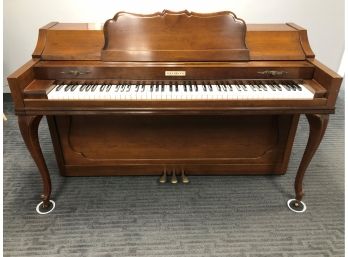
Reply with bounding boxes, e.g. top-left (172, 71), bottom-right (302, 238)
top-left (3, 0), bottom-right (345, 92)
